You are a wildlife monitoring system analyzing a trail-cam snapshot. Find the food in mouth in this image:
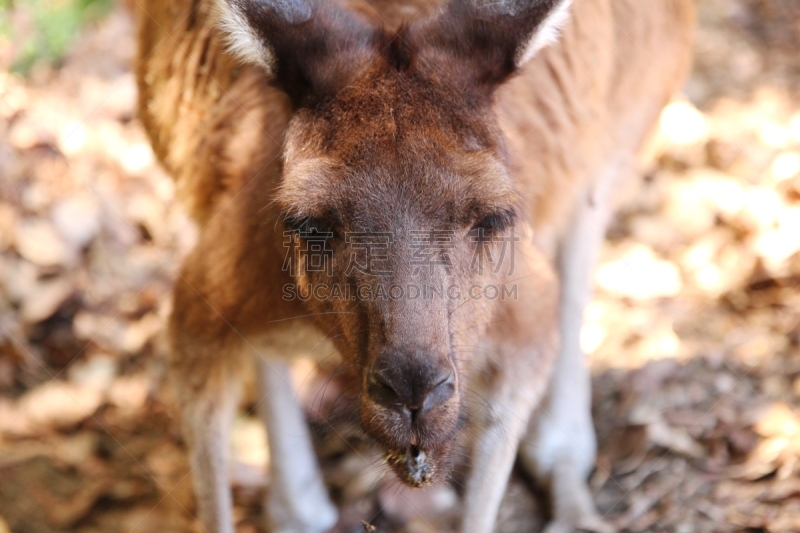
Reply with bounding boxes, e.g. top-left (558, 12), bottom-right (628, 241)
top-left (385, 446), bottom-right (435, 488)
